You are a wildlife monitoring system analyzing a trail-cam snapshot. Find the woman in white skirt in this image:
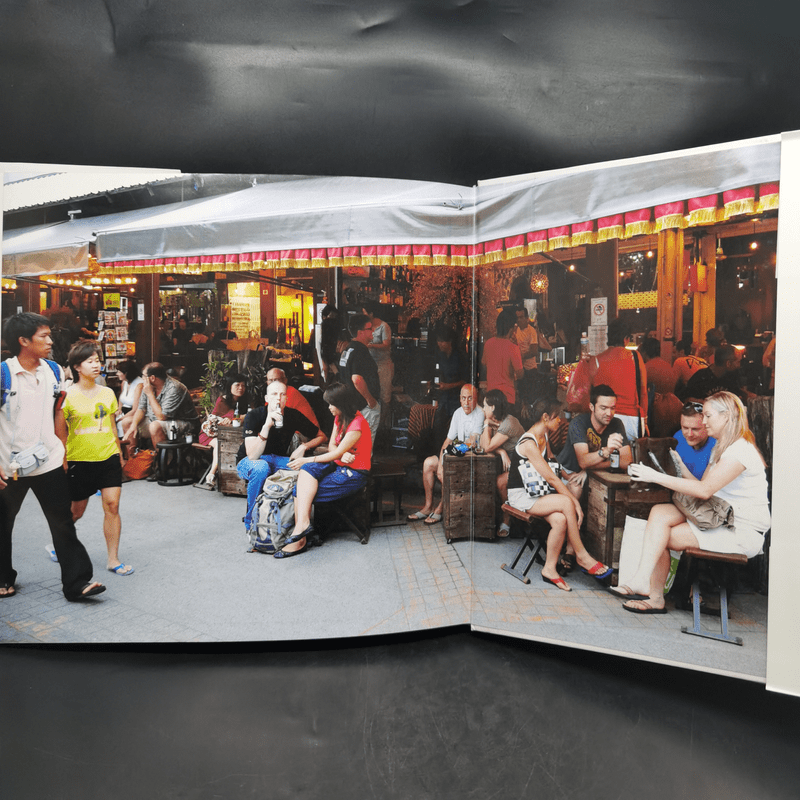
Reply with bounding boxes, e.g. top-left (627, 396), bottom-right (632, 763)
top-left (507, 396), bottom-right (612, 591)
top-left (614, 391), bottom-right (770, 614)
